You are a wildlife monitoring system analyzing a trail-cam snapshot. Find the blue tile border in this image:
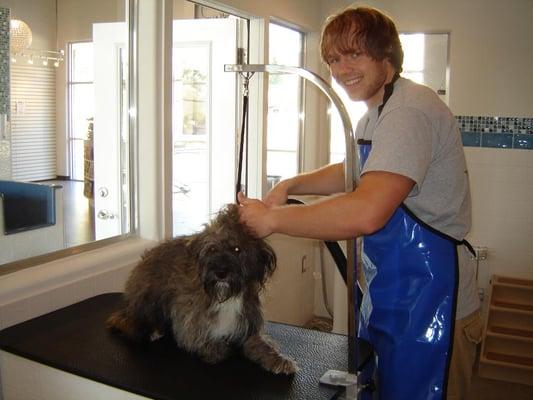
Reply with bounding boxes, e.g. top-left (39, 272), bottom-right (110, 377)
top-left (456, 115), bottom-right (533, 150)
top-left (481, 133), bottom-right (513, 149)
top-left (514, 134), bottom-right (533, 150)
top-left (461, 132), bottom-right (481, 147)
